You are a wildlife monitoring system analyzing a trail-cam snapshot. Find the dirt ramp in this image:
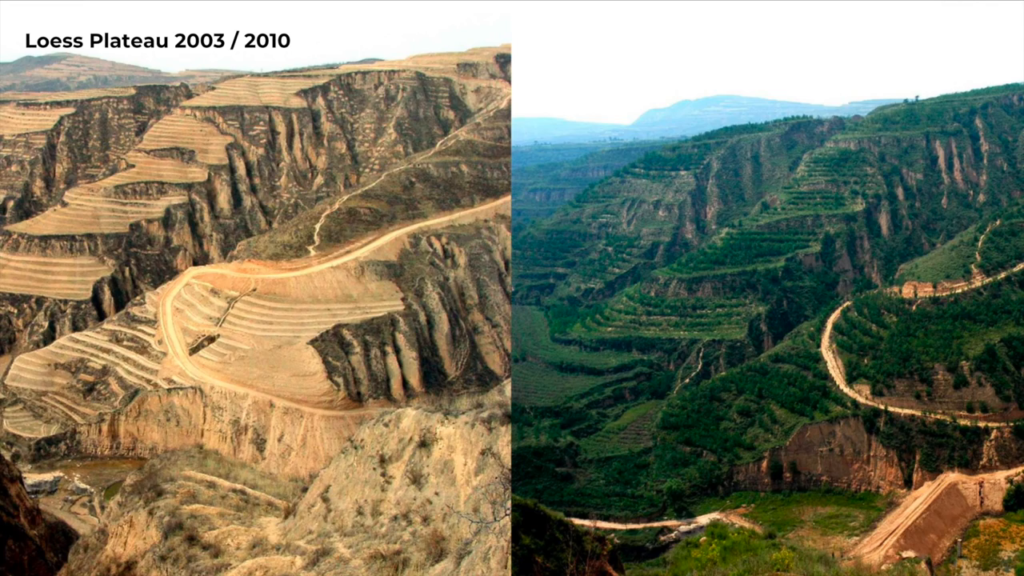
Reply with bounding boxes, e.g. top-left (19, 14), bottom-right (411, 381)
top-left (851, 466), bottom-right (1024, 568)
